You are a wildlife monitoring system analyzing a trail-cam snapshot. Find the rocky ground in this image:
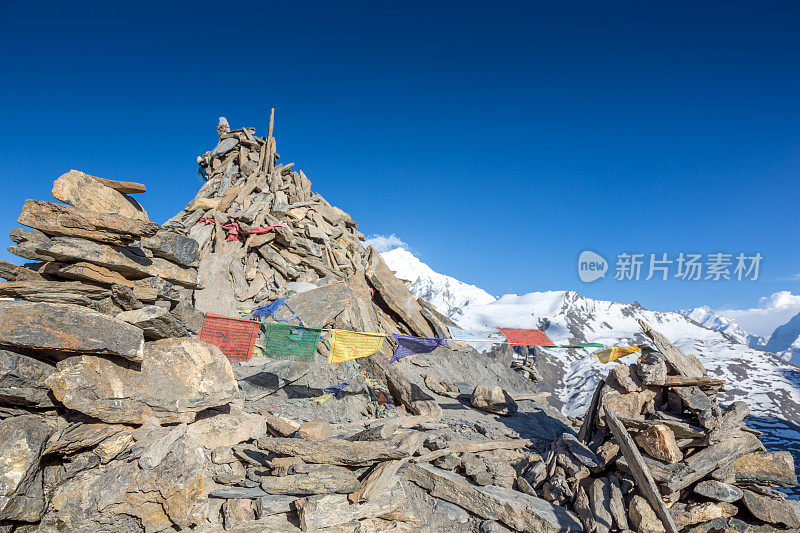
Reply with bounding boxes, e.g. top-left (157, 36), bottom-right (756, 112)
top-left (0, 114), bottom-right (797, 532)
